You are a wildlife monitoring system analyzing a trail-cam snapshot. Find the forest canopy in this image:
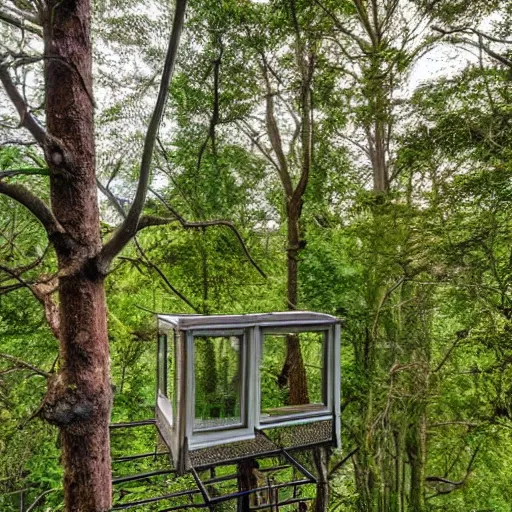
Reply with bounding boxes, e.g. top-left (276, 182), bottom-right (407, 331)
top-left (0, 0), bottom-right (511, 510)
